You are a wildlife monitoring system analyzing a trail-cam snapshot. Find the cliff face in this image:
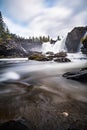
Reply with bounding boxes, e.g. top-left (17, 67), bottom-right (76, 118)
top-left (0, 39), bottom-right (43, 58)
top-left (65, 26), bottom-right (87, 53)
top-left (0, 40), bottom-right (27, 57)
top-left (21, 41), bottom-right (42, 52)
